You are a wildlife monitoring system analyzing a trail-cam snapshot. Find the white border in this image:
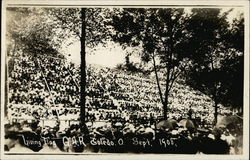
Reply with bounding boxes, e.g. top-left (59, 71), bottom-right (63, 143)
top-left (1, 0), bottom-right (249, 6)
top-left (1, 0), bottom-right (249, 160)
top-left (1, 1), bottom-right (7, 159)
